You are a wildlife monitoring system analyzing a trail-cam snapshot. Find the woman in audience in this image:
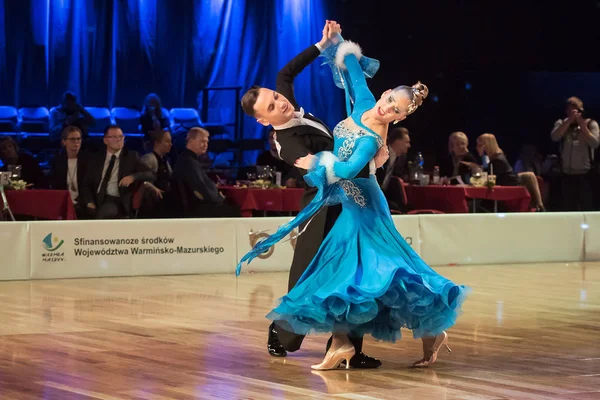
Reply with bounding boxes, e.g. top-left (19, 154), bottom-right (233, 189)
top-left (441, 131), bottom-right (479, 183)
top-left (474, 133), bottom-right (544, 211)
top-left (474, 134), bottom-right (519, 186)
top-left (49, 126), bottom-right (88, 218)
